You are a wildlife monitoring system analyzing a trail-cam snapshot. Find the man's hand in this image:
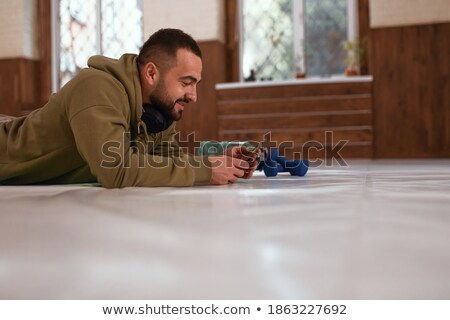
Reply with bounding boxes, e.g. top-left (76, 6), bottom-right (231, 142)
top-left (225, 145), bottom-right (261, 179)
top-left (208, 155), bottom-right (250, 185)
